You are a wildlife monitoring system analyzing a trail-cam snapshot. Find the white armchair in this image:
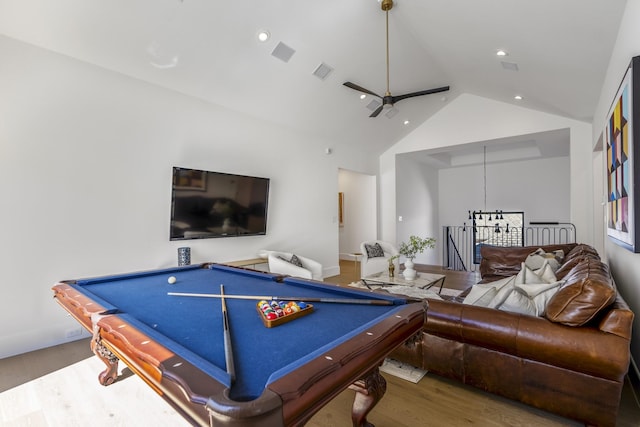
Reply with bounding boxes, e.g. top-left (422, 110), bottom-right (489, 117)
top-left (258, 250), bottom-right (323, 281)
top-left (360, 240), bottom-right (399, 277)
